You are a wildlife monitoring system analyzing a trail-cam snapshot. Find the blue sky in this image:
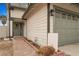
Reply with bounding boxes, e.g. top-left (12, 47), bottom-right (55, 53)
top-left (0, 3), bottom-right (7, 26)
top-left (0, 3), bottom-right (7, 16)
